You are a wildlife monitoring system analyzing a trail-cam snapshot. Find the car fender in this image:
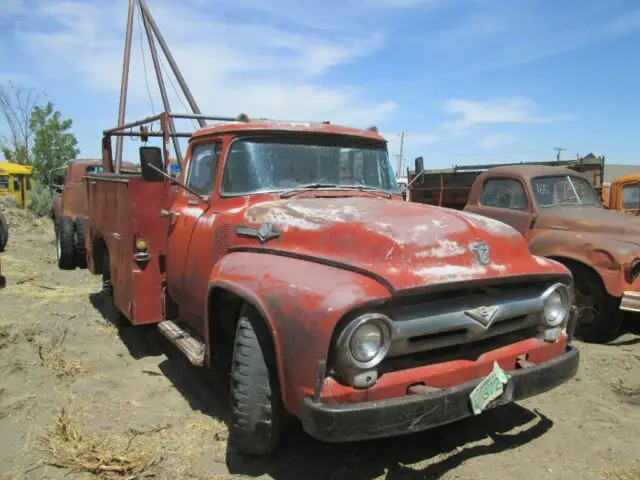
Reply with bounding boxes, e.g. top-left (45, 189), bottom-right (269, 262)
top-left (529, 230), bottom-right (638, 297)
top-left (206, 251), bottom-right (392, 416)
